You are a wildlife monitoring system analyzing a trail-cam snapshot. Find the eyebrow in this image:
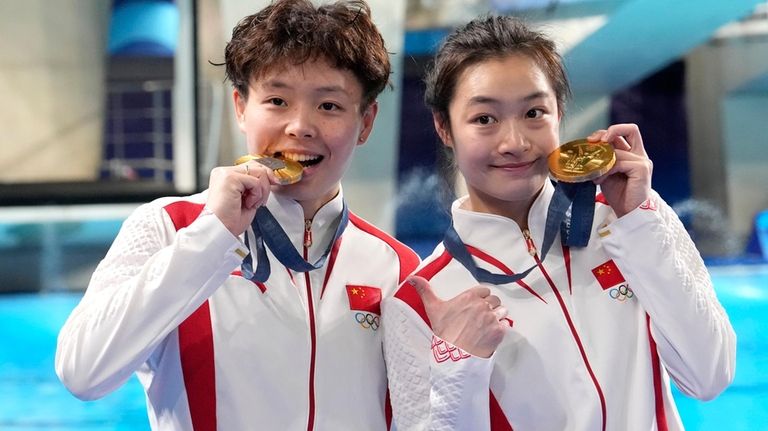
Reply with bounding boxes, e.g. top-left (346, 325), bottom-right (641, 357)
top-left (262, 80), bottom-right (350, 96)
top-left (467, 91), bottom-right (550, 106)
